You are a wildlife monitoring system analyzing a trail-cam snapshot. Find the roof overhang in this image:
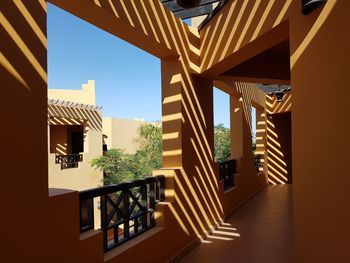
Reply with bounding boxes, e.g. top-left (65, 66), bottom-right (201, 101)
top-left (160, 0), bottom-right (228, 29)
top-left (48, 99), bottom-right (102, 111)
